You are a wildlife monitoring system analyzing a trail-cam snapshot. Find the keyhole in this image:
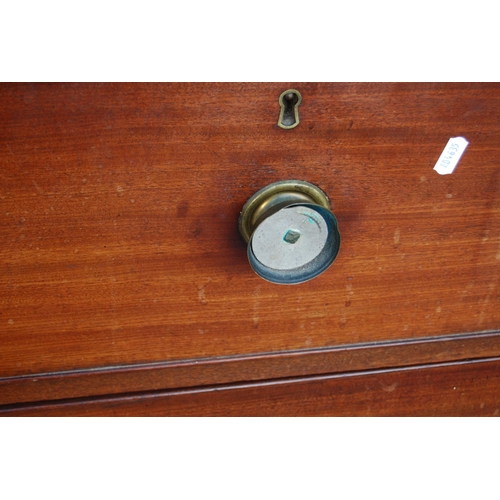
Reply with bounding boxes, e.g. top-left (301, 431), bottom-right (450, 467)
top-left (278, 89), bottom-right (302, 129)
